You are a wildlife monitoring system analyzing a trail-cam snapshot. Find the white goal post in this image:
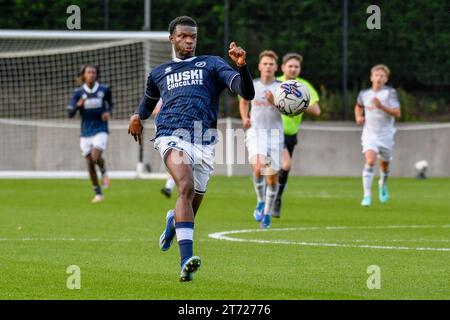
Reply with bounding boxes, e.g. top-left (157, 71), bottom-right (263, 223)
top-left (0, 30), bottom-right (172, 179)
